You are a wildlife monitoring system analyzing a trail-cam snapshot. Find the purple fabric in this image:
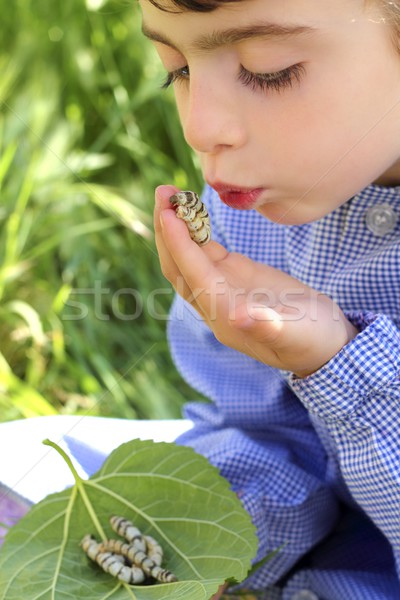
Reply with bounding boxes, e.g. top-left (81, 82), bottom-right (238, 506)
top-left (0, 483), bottom-right (32, 546)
